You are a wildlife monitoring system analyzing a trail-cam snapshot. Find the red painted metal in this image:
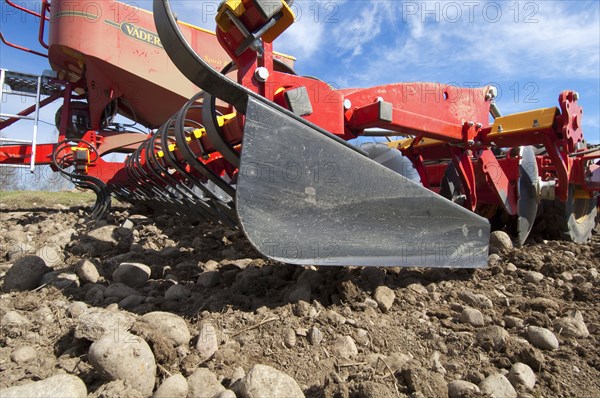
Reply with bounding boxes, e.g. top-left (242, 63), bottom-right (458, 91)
top-left (0, 32), bottom-right (48, 57)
